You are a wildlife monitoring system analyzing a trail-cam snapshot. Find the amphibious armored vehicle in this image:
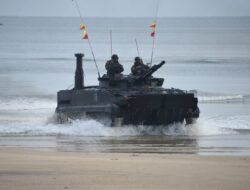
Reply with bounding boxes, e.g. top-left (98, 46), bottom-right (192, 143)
top-left (56, 53), bottom-right (199, 125)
